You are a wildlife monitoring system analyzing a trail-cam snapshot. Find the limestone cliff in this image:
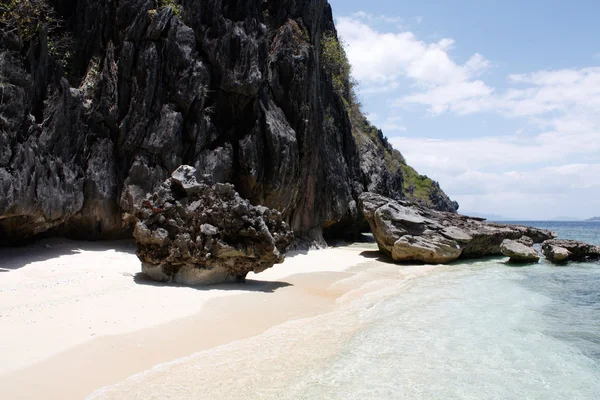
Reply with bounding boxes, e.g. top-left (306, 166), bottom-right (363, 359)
top-left (0, 0), bottom-right (457, 245)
